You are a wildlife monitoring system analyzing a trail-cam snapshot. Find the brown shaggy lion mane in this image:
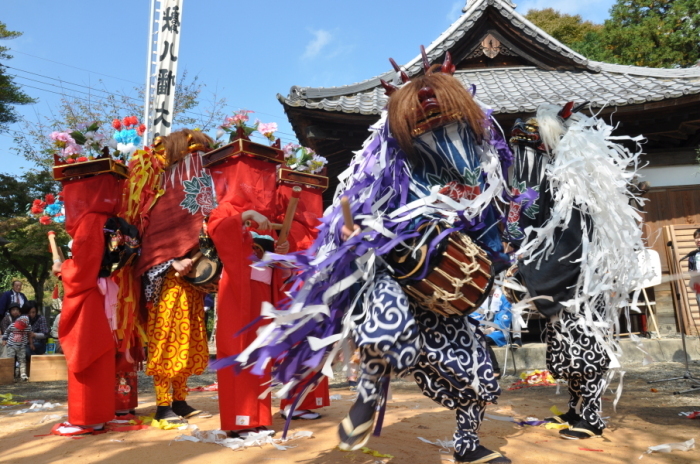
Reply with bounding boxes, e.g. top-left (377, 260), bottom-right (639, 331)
top-left (159, 129), bottom-right (214, 167)
top-left (387, 72), bottom-right (487, 157)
